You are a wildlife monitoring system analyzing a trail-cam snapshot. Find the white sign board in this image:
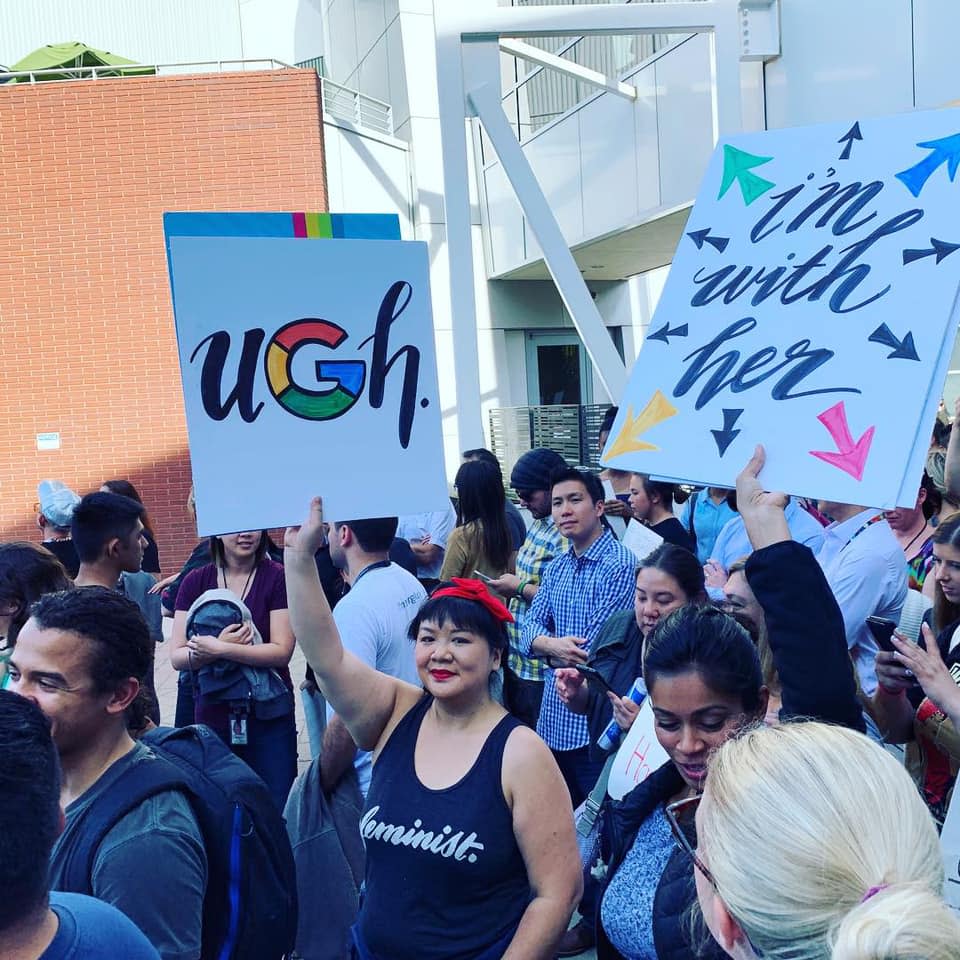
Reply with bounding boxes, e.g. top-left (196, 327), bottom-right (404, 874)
top-left (621, 520), bottom-right (664, 562)
top-left (36, 432), bottom-right (60, 451)
top-left (941, 790), bottom-right (960, 913)
top-left (607, 697), bottom-right (670, 801)
top-left (167, 236), bottom-right (448, 535)
top-left (602, 108), bottom-right (960, 508)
